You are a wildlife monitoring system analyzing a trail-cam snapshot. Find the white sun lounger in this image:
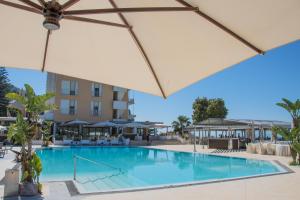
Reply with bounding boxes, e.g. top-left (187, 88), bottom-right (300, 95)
top-left (80, 140), bottom-right (90, 145)
top-left (110, 139), bottom-right (119, 145)
top-left (63, 139), bottom-right (72, 145)
top-left (96, 139), bottom-right (107, 145)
